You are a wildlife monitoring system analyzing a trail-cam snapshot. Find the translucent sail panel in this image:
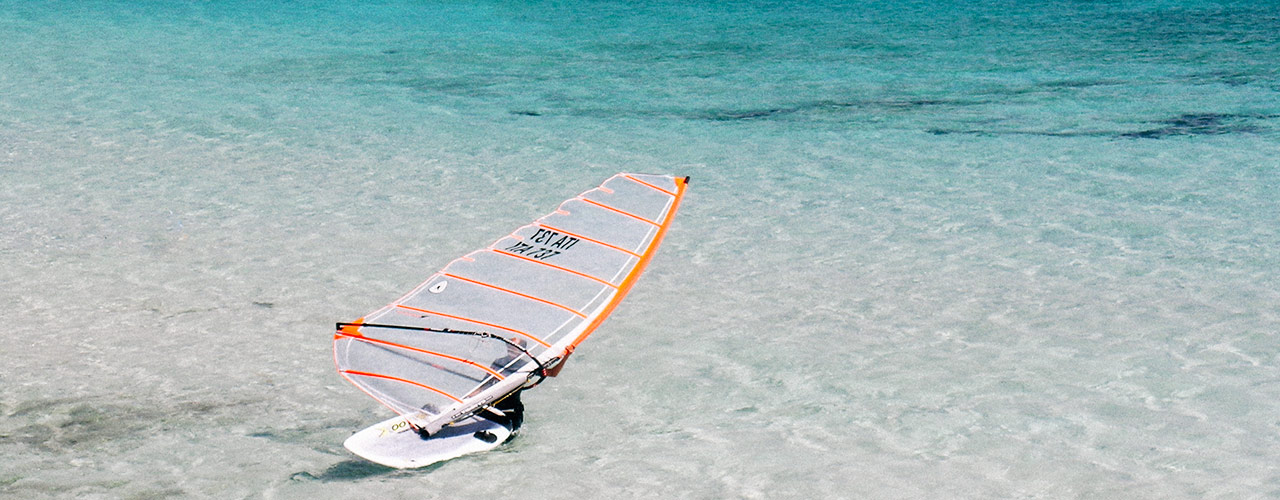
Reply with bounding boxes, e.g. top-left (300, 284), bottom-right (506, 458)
top-left (335, 173), bottom-right (687, 425)
top-left (580, 174), bottom-right (682, 228)
top-left (492, 225), bottom-right (638, 288)
top-left (334, 326), bottom-right (532, 417)
top-left (538, 199), bottom-right (661, 257)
